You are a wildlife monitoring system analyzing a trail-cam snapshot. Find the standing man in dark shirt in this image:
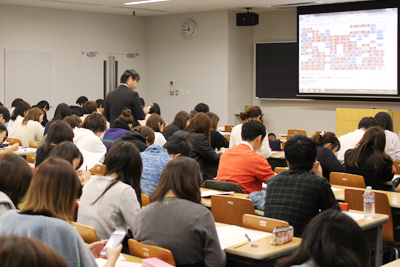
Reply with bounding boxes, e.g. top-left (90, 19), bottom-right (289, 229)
top-left (264, 134), bottom-right (340, 237)
top-left (103, 69), bottom-right (148, 124)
